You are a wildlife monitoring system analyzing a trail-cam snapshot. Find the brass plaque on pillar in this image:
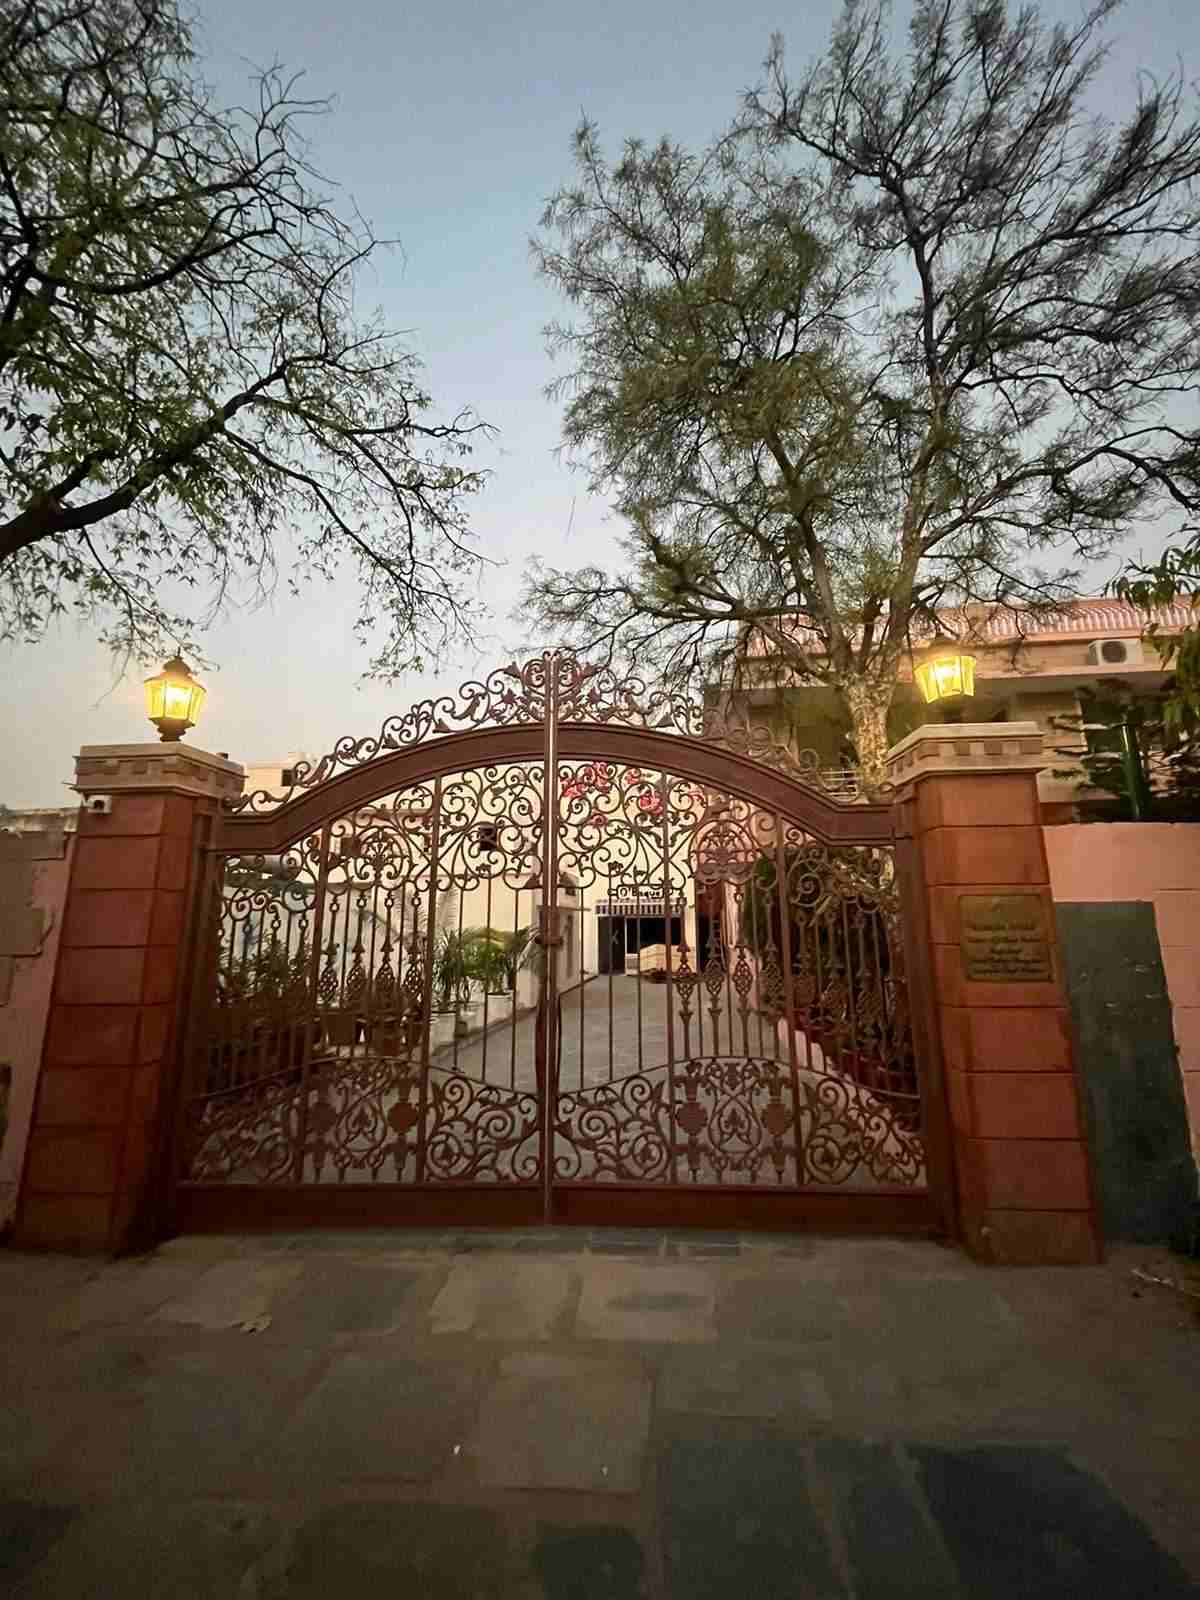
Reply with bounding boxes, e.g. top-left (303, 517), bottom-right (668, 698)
top-left (960, 893), bottom-right (1052, 982)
